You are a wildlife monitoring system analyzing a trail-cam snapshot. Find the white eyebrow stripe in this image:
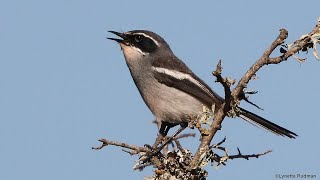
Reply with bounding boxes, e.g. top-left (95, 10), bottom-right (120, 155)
top-left (134, 33), bottom-right (160, 46)
top-left (152, 67), bottom-right (214, 98)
